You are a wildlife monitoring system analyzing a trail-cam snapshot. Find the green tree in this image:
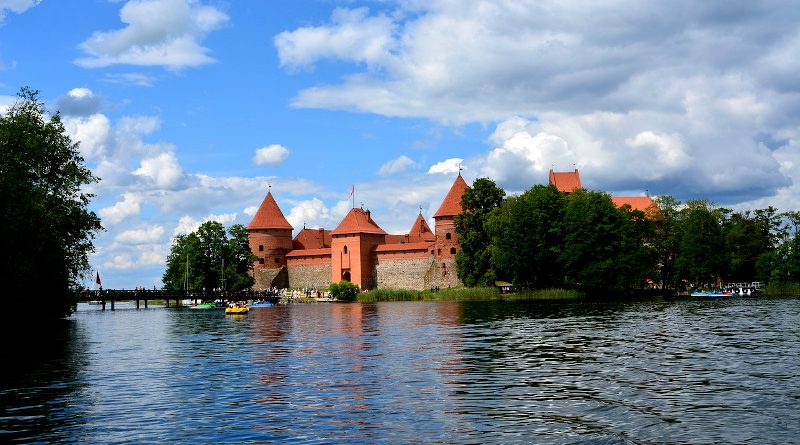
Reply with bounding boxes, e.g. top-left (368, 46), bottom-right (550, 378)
top-left (560, 190), bottom-right (654, 293)
top-left (675, 201), bottom-right (727, 287)
top-left (330, 280), bottom-right (359, 302)
top-left (454, 178), bottom-right (505, 287)
top-left (487, 184), bottom-right (565, 288)
top-left (652, 195), bottom-right (682, 290)
top-left (0, 87), bottom-right (102, 320)
top-left (162, 222), bottom-right (254, 291)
